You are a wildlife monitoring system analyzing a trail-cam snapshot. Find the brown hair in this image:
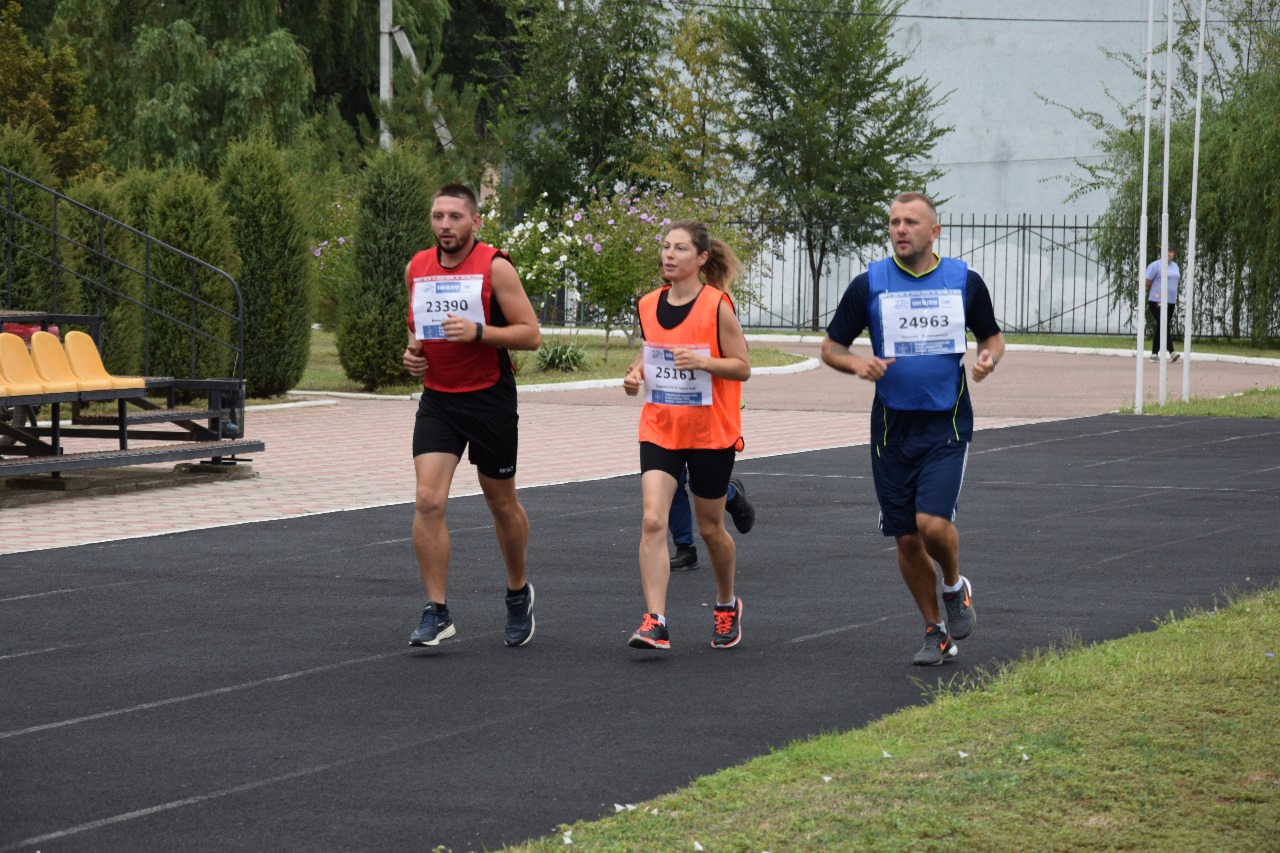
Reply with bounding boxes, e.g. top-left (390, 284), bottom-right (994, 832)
top-left (433, 183), bottom-right (479, 214)
top-left (665, 219), bottom-right (742, 291)
top-left (891, 191), bottom-right (937, 219)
